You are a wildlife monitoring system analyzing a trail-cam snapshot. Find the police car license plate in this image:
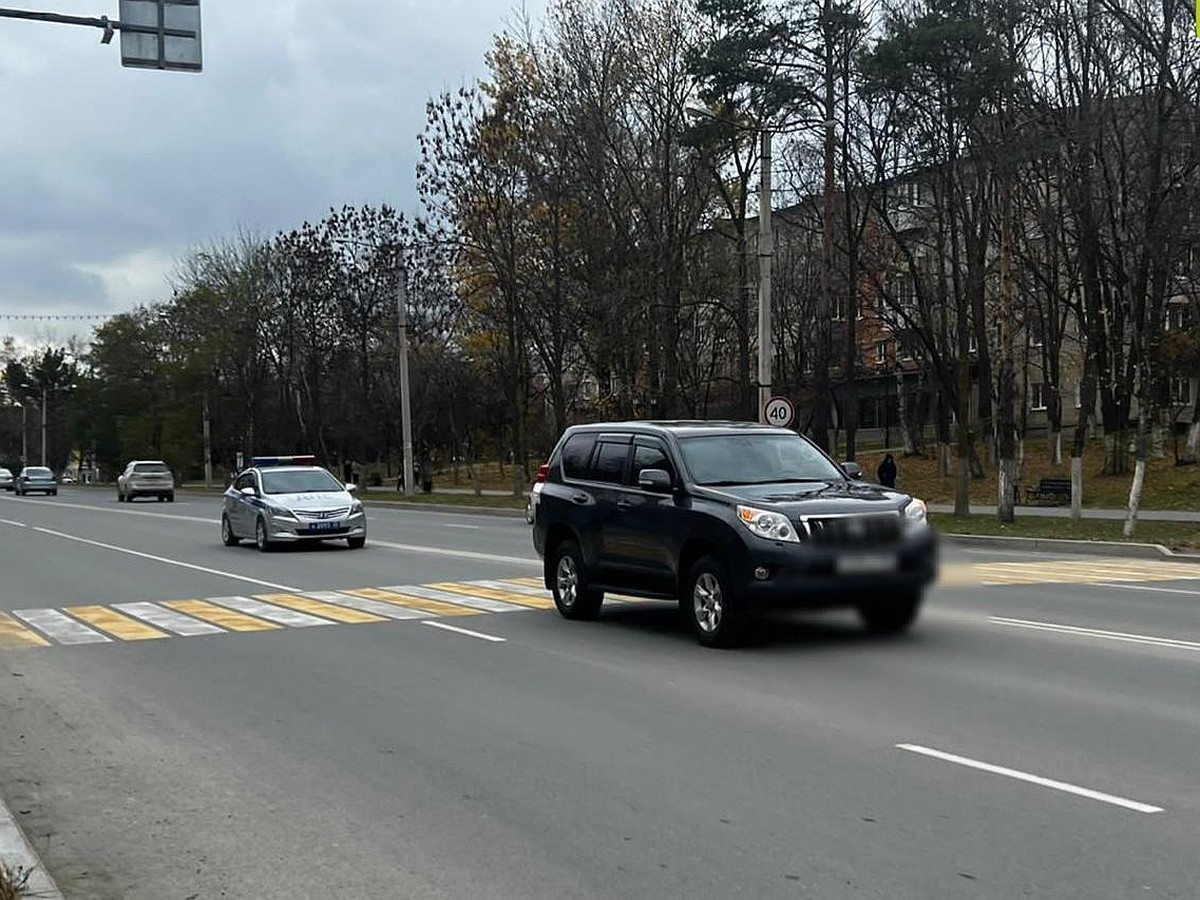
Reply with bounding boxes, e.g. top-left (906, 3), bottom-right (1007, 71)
top-left (309, 521), bottom-right (342, 532)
